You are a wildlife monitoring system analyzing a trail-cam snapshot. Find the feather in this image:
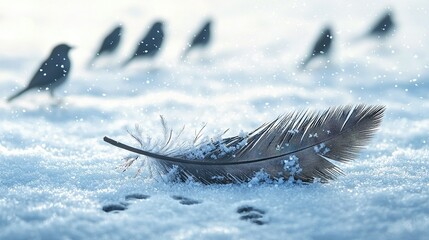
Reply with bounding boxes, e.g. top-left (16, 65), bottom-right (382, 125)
top-left (104, 104), bottom-right (385, 184)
